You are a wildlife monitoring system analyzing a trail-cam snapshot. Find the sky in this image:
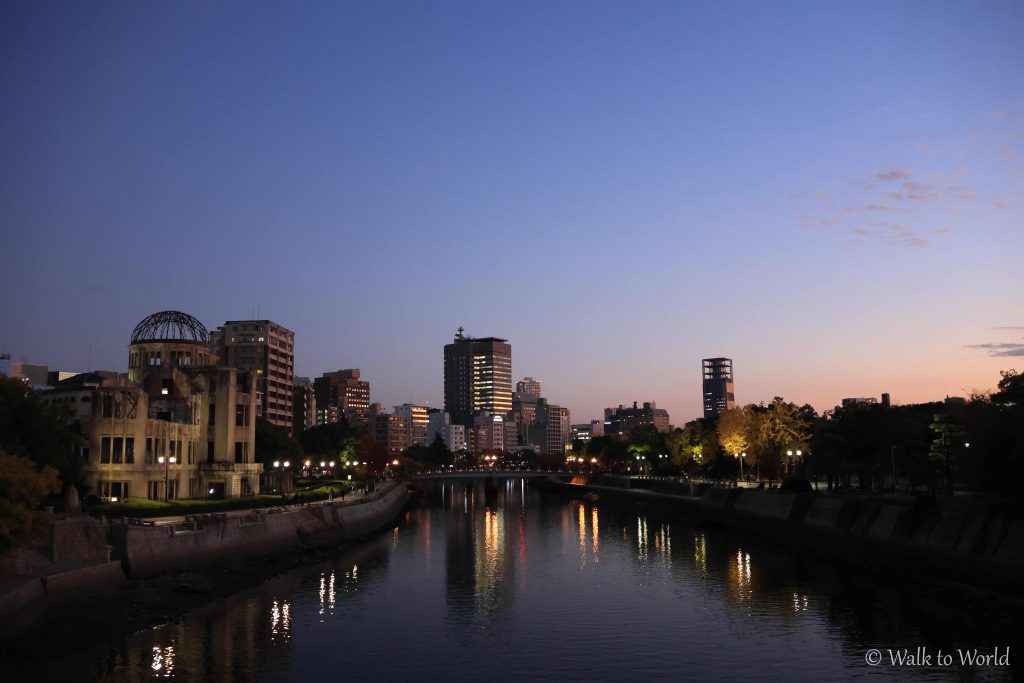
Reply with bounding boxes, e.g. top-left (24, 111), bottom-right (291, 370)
top-left (2, 1), bottom-right (1022, 425)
